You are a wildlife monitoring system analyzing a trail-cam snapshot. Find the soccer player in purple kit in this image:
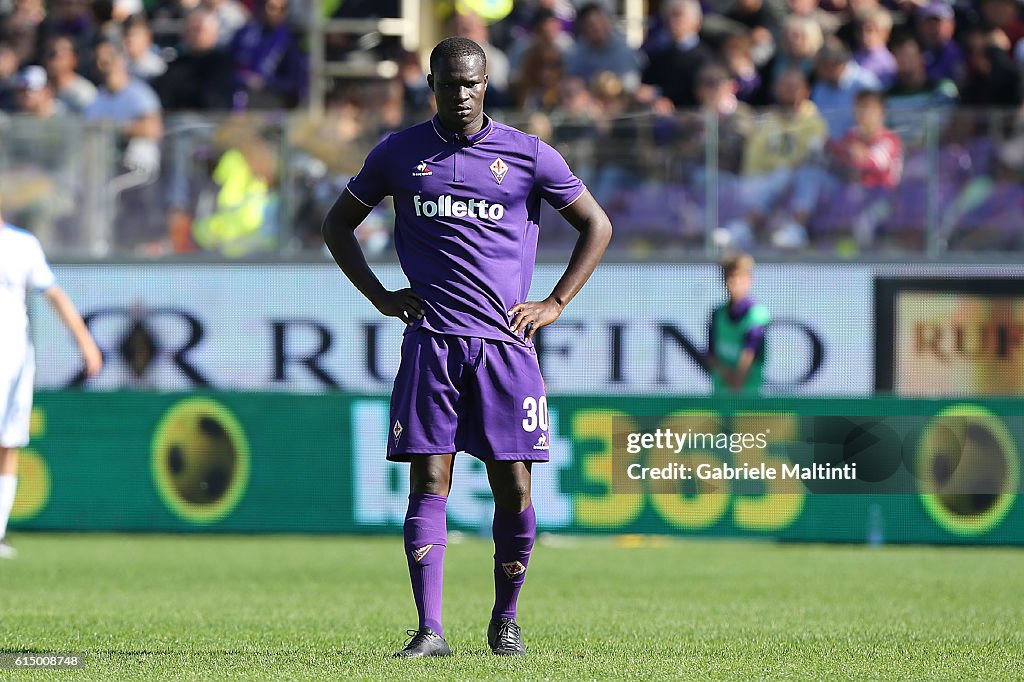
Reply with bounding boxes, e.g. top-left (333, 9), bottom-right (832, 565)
top-left (322, 37), bottom-right (612, 658)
